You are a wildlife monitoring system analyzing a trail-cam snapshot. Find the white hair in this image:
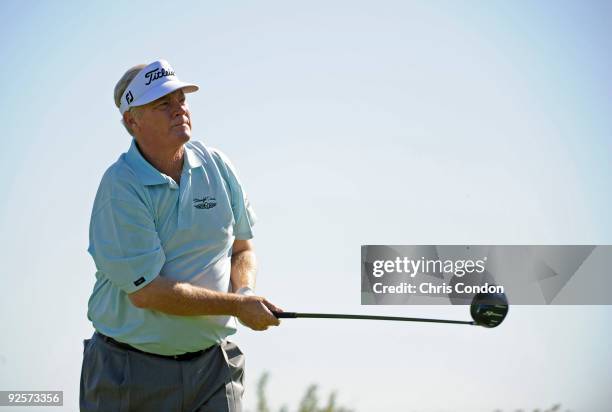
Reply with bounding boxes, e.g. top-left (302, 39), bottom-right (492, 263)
top-left (114, 64), bottom-right (146, 136)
